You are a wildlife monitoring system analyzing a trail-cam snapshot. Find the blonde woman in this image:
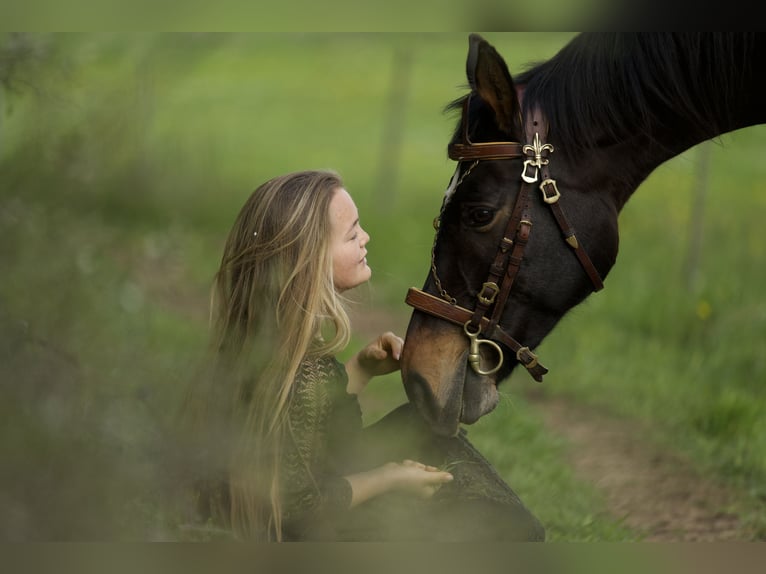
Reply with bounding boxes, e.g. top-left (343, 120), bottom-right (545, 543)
top-left (182, 170), bottom-right (544, 541)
